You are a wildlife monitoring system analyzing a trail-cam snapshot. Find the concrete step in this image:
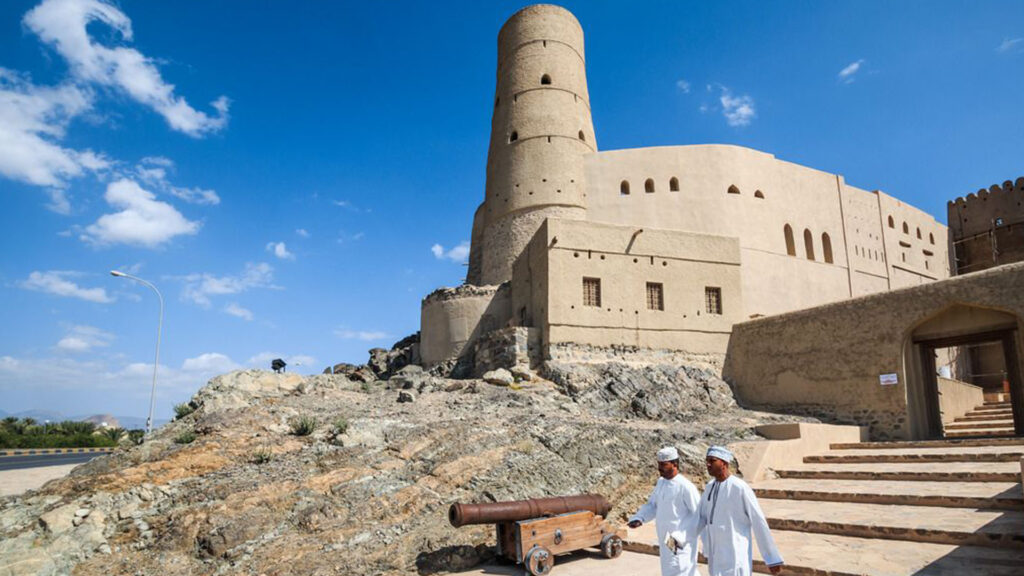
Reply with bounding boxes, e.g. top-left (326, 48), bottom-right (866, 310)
top-left (831, 437), bottom-right (1024, 450)
top-left (754, 478), bottom-right (1024, 510)
top-left (623, 524), bottom-right (1024, 575)
top-left (945, 428), bottom-right (1017, 439)
top-left (805, 450), bottom-right (1024, 464)
top-left (956, 412), bottom-right (1014, 422)
top-left (776, 461), bottom-right (1022, 482)
top-left (972, 404), bottom-right (1013, 413)
top-left (759, 499), bottom-right (1024, 548)
top-left (945, 419), bottom-right (1016, 430)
